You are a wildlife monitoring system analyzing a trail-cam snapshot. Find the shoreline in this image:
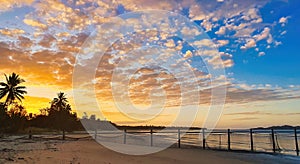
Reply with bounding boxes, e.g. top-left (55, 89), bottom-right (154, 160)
top-left (1, 138), bottom-right (299, 164)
